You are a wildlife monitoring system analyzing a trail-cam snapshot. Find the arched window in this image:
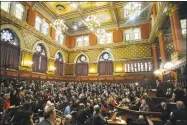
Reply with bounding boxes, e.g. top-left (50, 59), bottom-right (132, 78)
top-left (32, 44), bottom-right (47, 73)
top-left (55, 52), bottom-right (63, 76)
top-left (0, 28), bottom-right (20, 69)
top-left (76, 54), bottom-right (88, 76)
top-left (98, 52), bottom-right (113, 75)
